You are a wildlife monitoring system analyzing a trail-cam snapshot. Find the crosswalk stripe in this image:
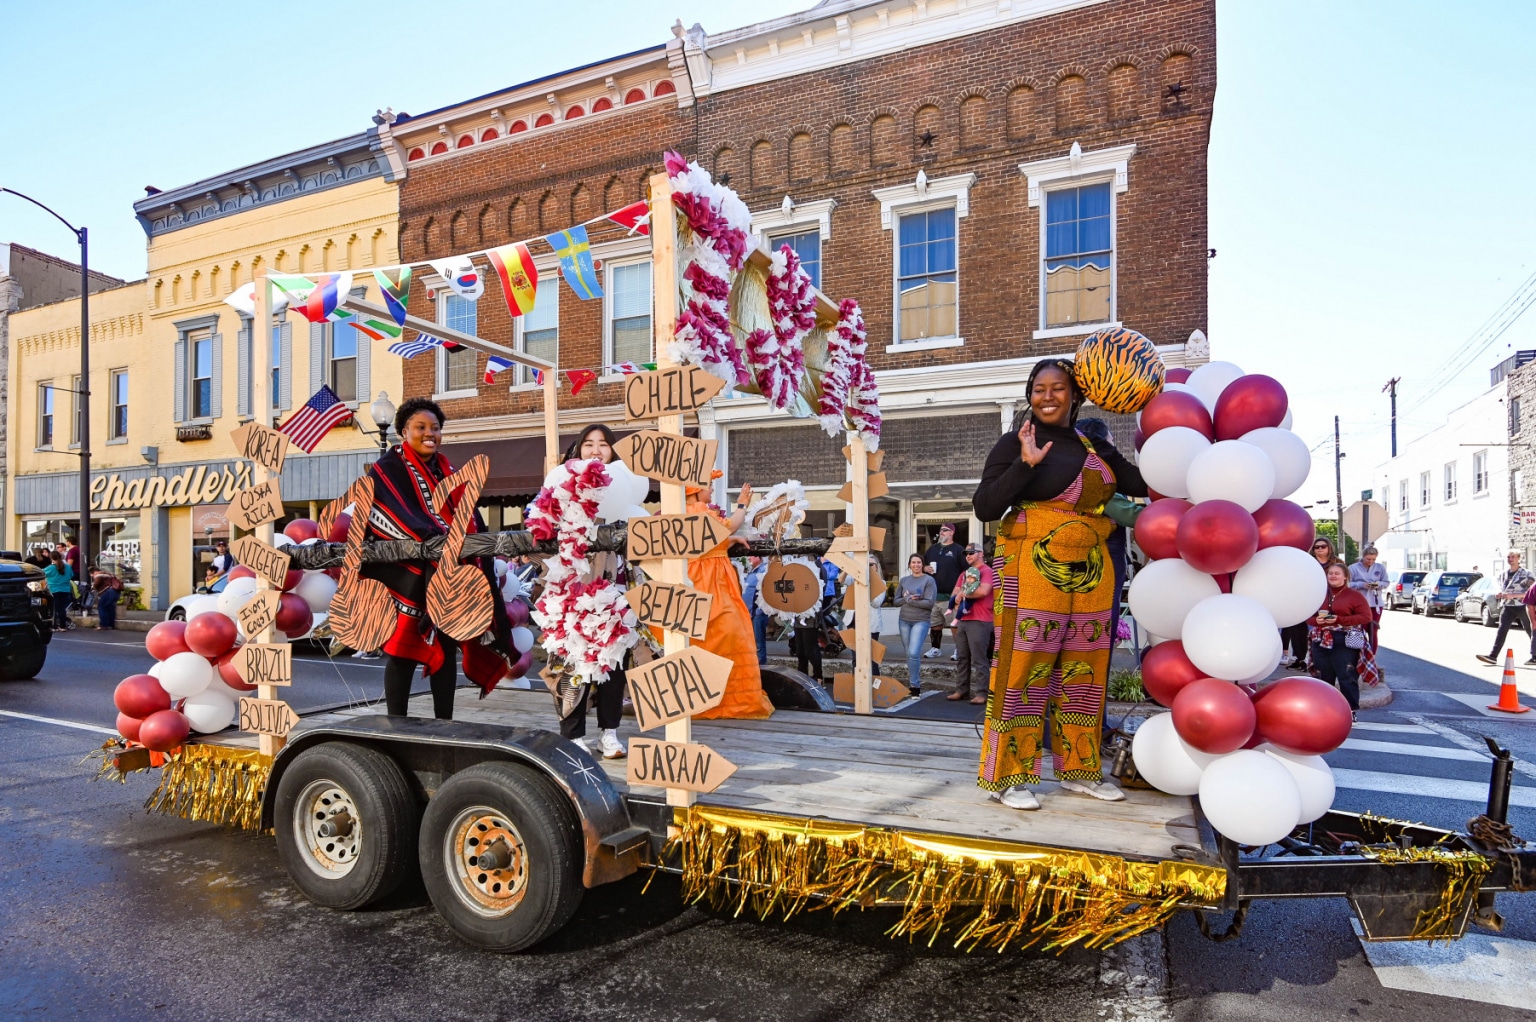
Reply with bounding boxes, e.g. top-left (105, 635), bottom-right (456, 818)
top-left (1337, 737), bottom-right (1487, 762)
top-left (0, 709), bottom-right (117, 735)
top-left (1349, 721), bottom-right (1432, 735)
top-left (1331, 767), bottom-right (1536, 808)
top-left (1355, 922), bottom-right (1536, 1010)
top-left (1404, 713), bottom-right (1536, 781)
